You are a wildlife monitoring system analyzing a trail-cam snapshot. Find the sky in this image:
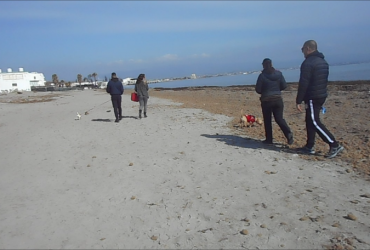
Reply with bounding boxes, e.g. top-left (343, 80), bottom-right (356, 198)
top-left (1, 1), bottom-right (370, 82)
